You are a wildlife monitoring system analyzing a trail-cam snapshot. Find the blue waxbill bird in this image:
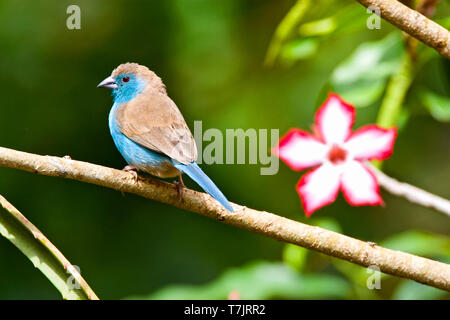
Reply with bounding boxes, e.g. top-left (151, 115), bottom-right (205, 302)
top-left (98, 63), bottom-right (234, 212)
